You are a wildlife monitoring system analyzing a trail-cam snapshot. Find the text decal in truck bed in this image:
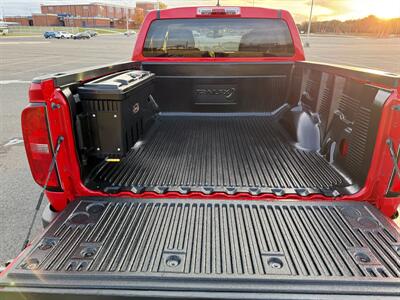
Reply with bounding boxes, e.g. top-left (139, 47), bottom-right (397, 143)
top-left (194, 84), bottom-right (237, 105)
